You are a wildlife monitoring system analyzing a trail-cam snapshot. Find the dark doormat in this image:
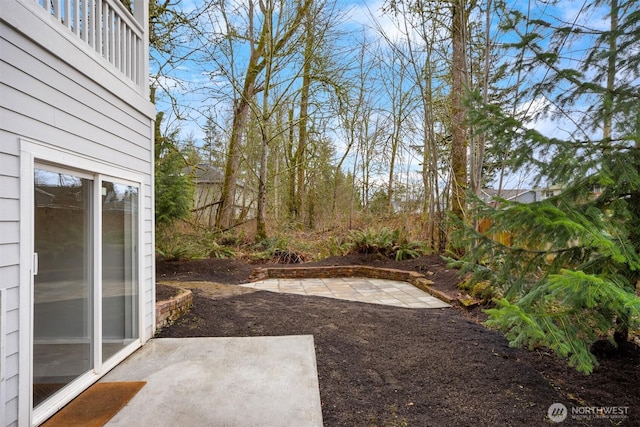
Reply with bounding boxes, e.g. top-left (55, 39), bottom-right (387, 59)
top-left (42, 382), bottom-right (146, 427)
top-left (33, 383), bottom-right (65, 408)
